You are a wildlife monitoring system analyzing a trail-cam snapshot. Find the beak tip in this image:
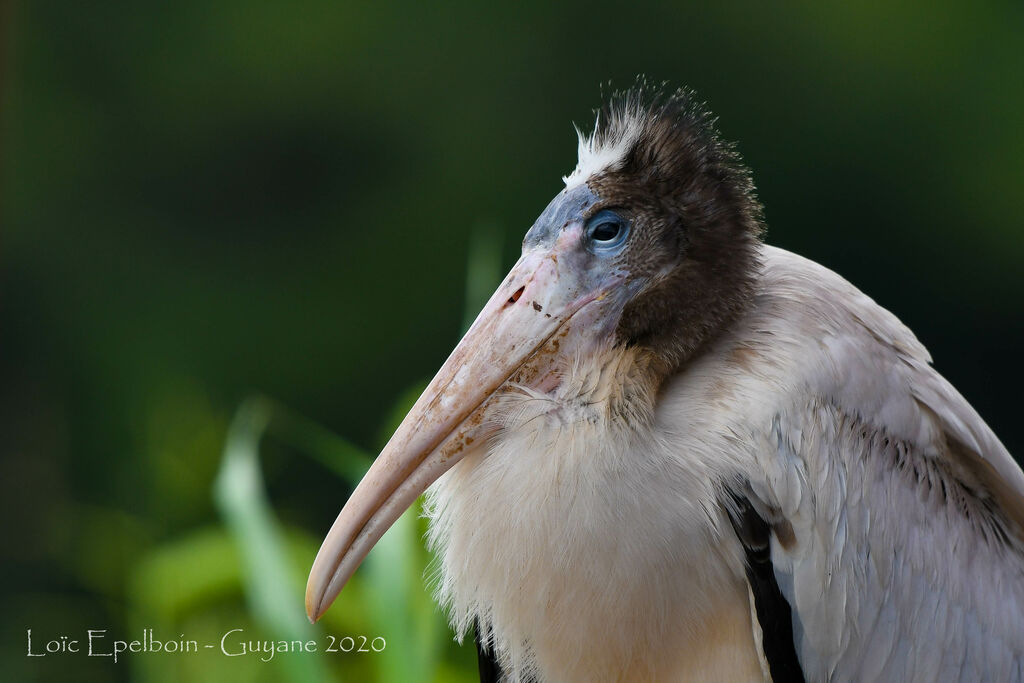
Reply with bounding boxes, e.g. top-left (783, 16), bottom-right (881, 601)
top-left (305, 583), bottom-right (325, 623)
